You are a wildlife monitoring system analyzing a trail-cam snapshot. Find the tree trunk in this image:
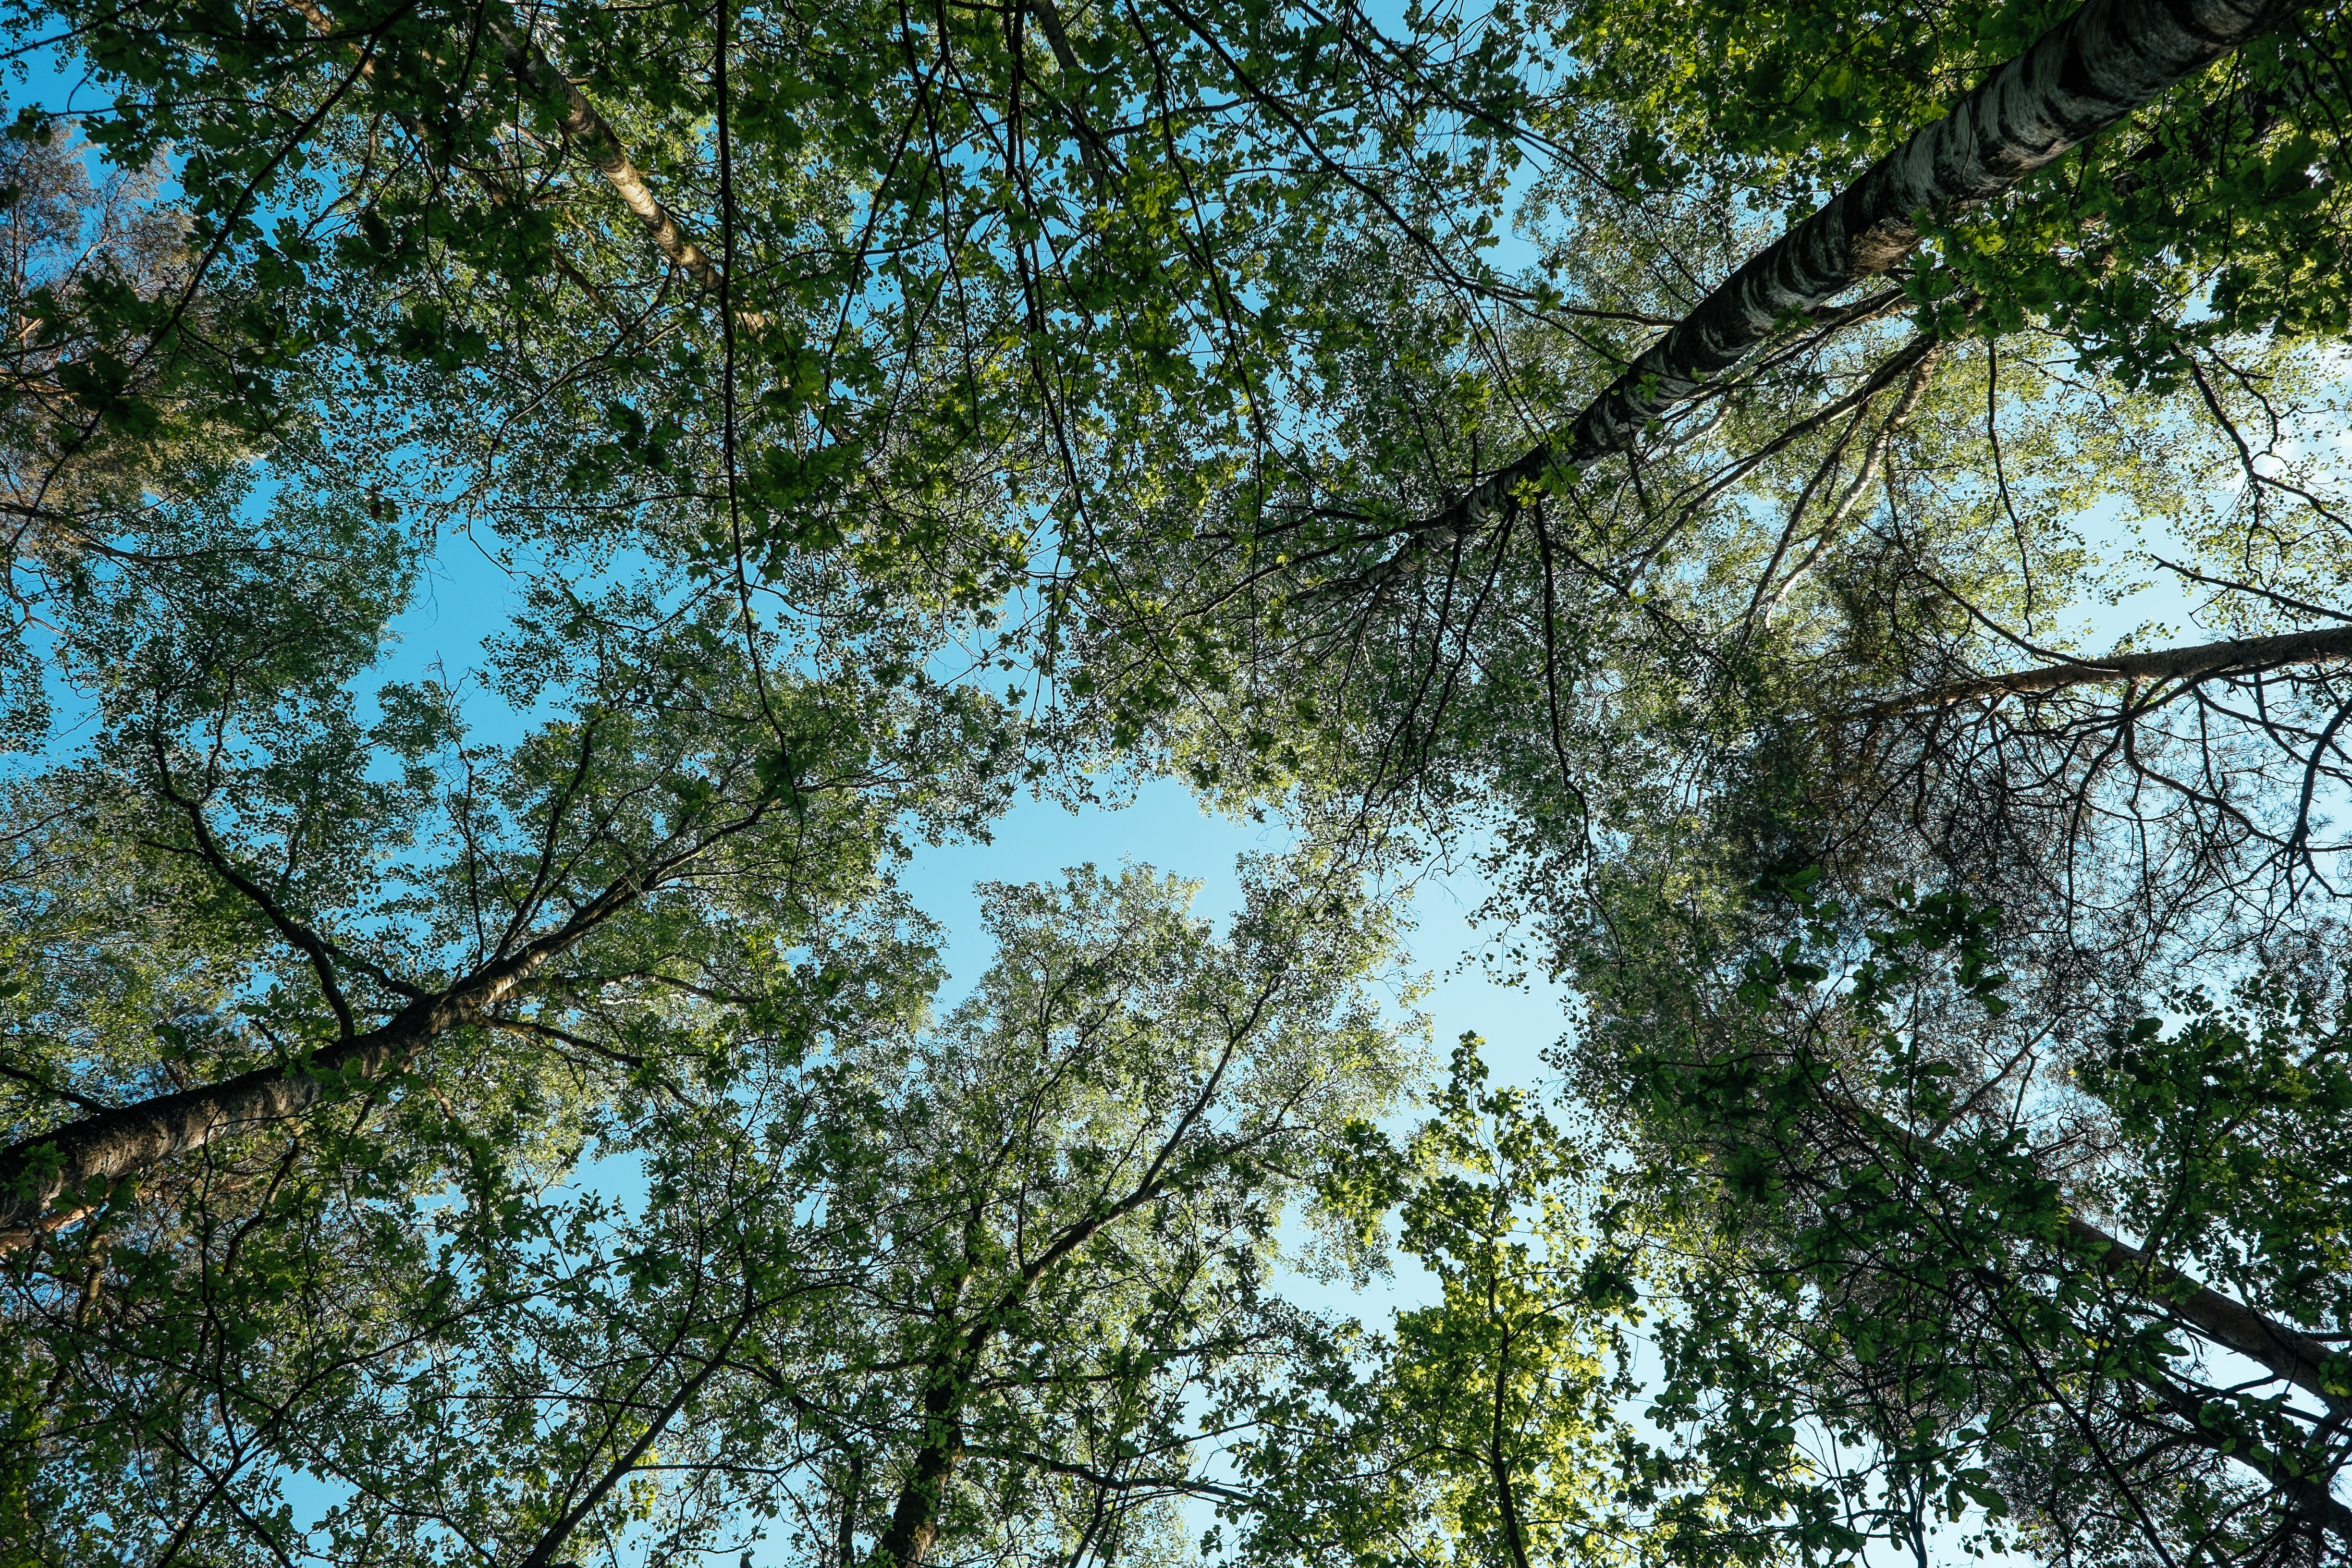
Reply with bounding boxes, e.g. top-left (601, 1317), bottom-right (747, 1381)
top-left (875, 1372), bottom-right (965, 1568)
top-left (287, 2), bottom-right (728, 297)
top-left (868, 1184), bottom-right (1182, 1566)
top-left (1850, 625), bottom-right (2352, 718)
top-left (1854, 1103), bottom-right (2349, 1417)
top-left (516, 1314), bottom-right (748, 1568)
top-left (490, 17), bottom-right (728, 297)
top-left (0, 954), bottom-right (543, 1234)
top-left (2066, 1214), bottom-right (2351, 1420)
top-left (1362, 0), bottom-right (2304, 583)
